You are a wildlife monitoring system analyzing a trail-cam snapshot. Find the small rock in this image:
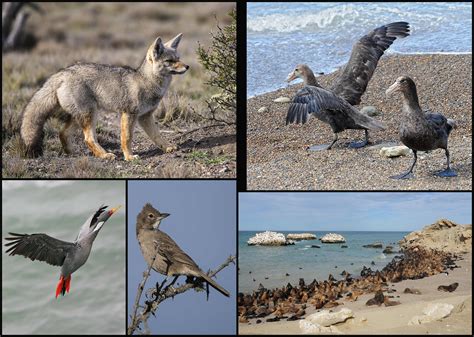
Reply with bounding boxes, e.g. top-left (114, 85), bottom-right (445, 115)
top-left (274, 96), bottom-right (291, 103)
top-left (258, 107), bottom-right (268, 113)
top-left (380, 146), bottom-right (411, 158)
top-left (360, 106), bottom-right (378, 116)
